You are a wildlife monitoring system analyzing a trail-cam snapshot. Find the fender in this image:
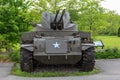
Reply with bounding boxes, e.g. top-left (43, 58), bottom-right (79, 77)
top-left (81, 43), bottom-right (94, 51)
top-left (21, 44), bottom-right (33, 52)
